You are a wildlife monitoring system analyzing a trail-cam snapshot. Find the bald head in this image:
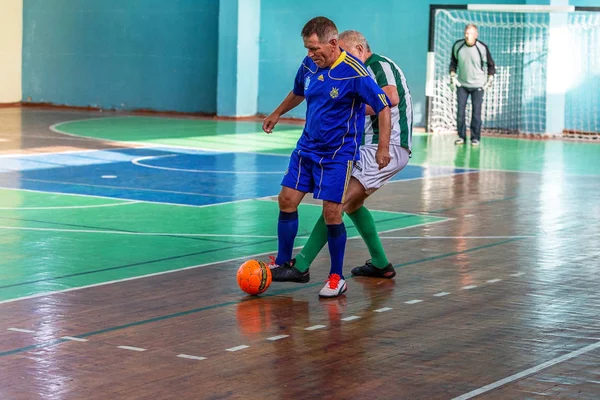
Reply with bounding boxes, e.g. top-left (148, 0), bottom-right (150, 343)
top-left (464, 24), bottom-right (478, 46)
top-left (338, 30), bottom-right (371, 63)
